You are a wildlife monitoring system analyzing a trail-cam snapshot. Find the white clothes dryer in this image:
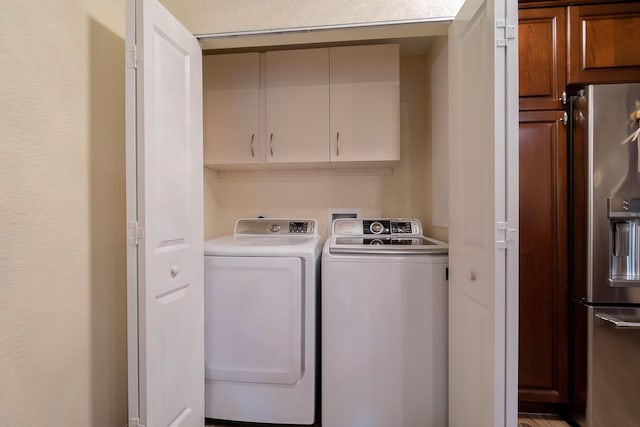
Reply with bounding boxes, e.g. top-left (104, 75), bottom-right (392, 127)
top-left (322, 218), bottom-right (449, 427)
top-left (204, 219), bottom-right (322, 425)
